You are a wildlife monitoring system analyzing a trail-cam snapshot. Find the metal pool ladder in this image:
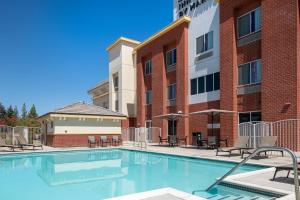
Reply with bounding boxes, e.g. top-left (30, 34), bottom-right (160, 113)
top-left (192, 147), bottom-right (300, 200)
